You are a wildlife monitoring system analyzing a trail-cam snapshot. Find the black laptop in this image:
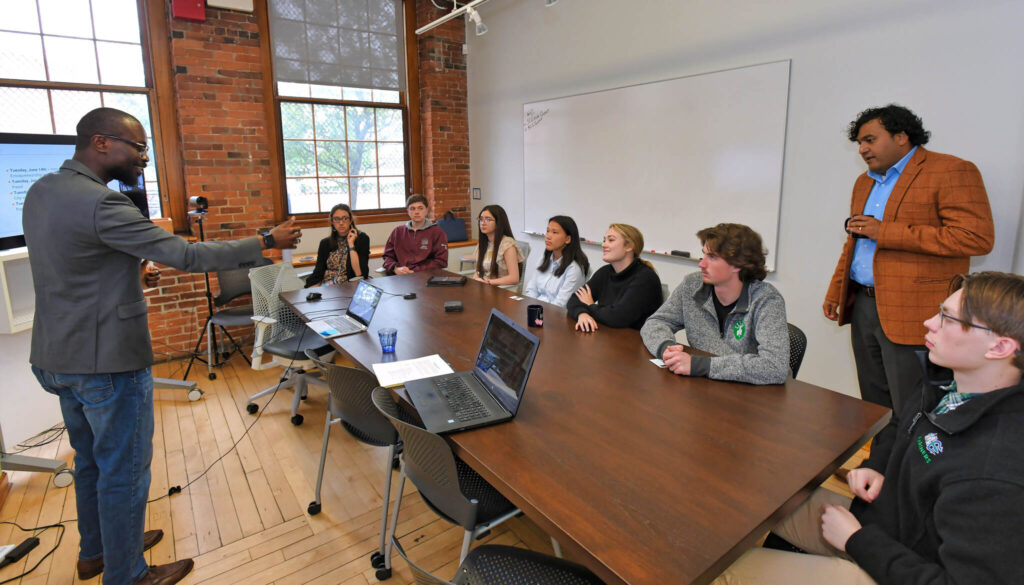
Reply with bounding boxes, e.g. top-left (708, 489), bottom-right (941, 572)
top-left (405, 309), bottom-right (541, 433)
